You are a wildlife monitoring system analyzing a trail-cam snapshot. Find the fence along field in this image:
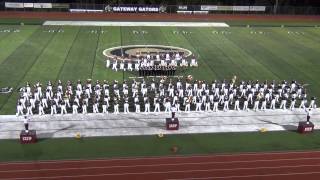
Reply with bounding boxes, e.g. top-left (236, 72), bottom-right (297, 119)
top-left (0, 24), bottom-right (319, 114)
